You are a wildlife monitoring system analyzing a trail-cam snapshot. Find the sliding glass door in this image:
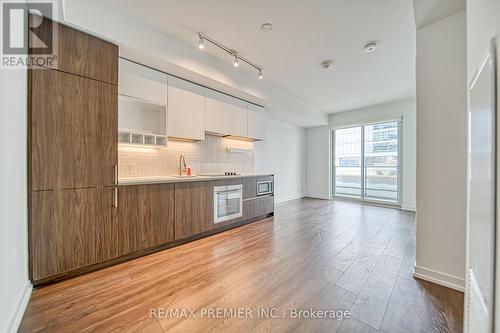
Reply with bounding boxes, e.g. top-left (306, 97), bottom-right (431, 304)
top-left (333, 120), bottom-right (400, 205)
